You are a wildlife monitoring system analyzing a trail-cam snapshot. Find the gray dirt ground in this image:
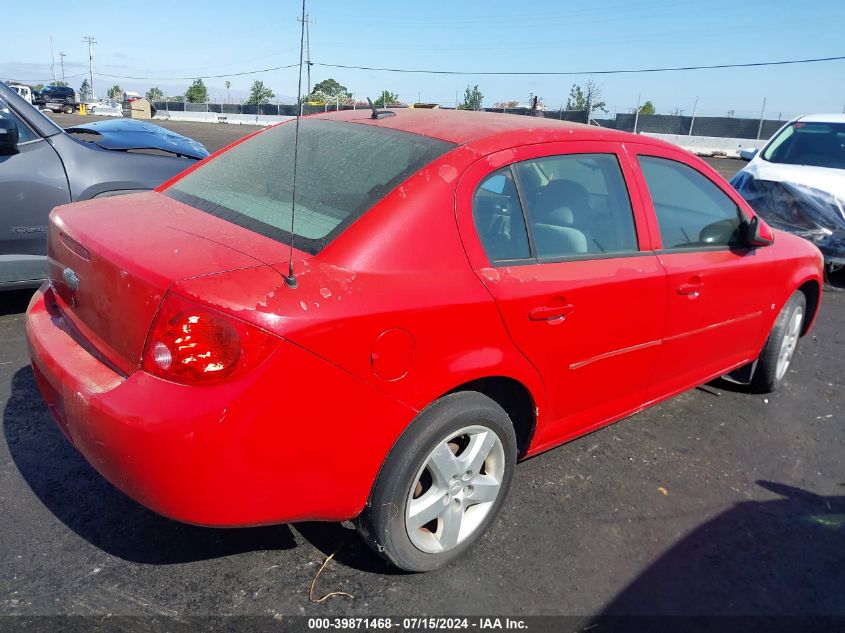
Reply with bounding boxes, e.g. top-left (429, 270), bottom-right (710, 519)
top-left (0, 116), bottom-right (841, 618)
